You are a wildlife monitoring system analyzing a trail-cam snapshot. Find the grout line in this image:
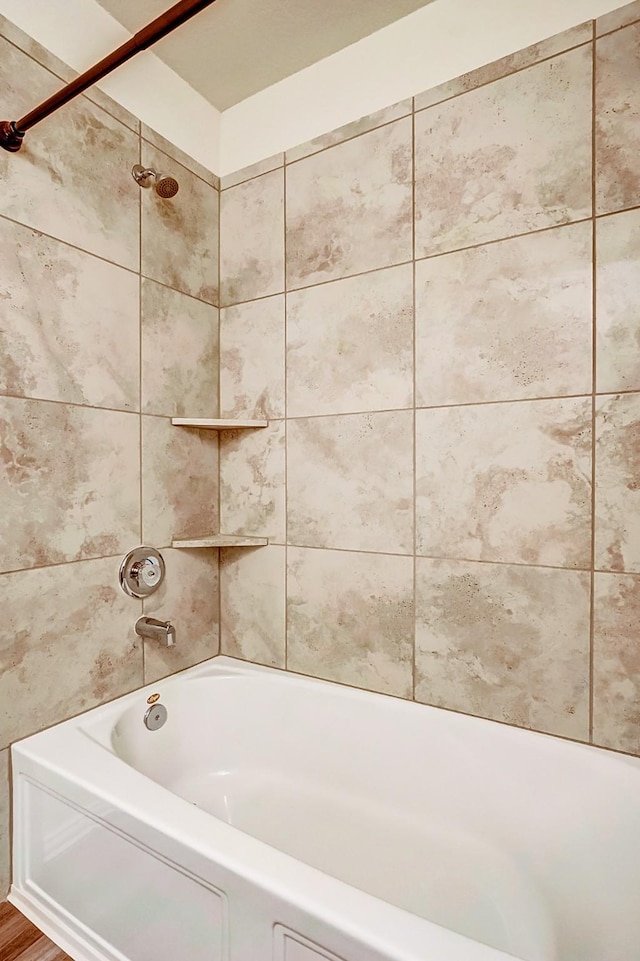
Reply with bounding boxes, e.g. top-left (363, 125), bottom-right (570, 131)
top-left (217, 174), bottom-right (223, 657)
top-left (138, 130), bottom-right (146, 683)
top-left (284, 111), bottom-right (413, 169)
top-left (411, 102), bottom-right (418, 702)
top-left (283, 163), bottom-right (289, 672)
top-left (589, 26), bottom-right (597, 744)
top-left (595, 14), bottom-right (640, 39)
top-left (221, 160), bottom-right (285, 192)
